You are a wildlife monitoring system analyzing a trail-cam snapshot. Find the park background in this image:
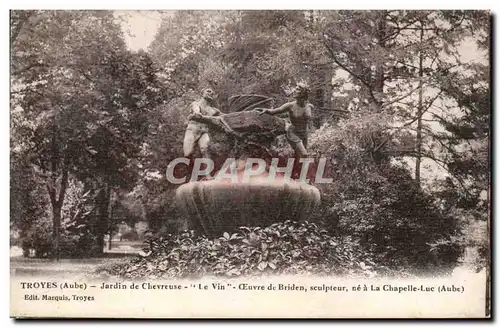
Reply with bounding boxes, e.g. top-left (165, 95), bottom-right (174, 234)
top-left (9, 8), bottom-right (490, 280)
